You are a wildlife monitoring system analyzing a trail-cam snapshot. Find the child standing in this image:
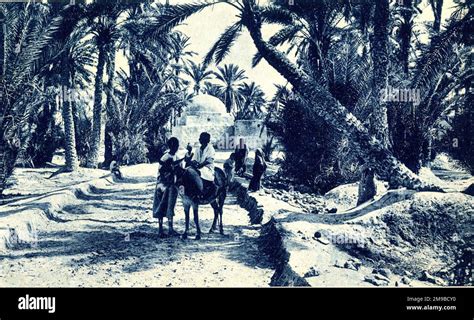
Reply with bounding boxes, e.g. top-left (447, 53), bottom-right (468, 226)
top-left (153, 137), bottom-right (181, 237)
